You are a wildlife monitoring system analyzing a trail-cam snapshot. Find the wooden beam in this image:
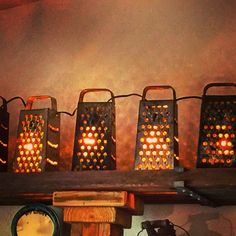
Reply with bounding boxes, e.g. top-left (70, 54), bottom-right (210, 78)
top-left (1, 169), bottom-right (236, 205)
top-left (53, 191), bottom-right (144, 215)
top-left (53, 191), bottom-right (130, 207)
